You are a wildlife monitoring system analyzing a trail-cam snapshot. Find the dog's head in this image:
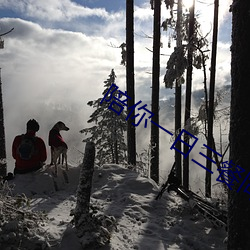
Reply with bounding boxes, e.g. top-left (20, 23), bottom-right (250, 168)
top-left (53, 121), bottom-right (69, 131)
